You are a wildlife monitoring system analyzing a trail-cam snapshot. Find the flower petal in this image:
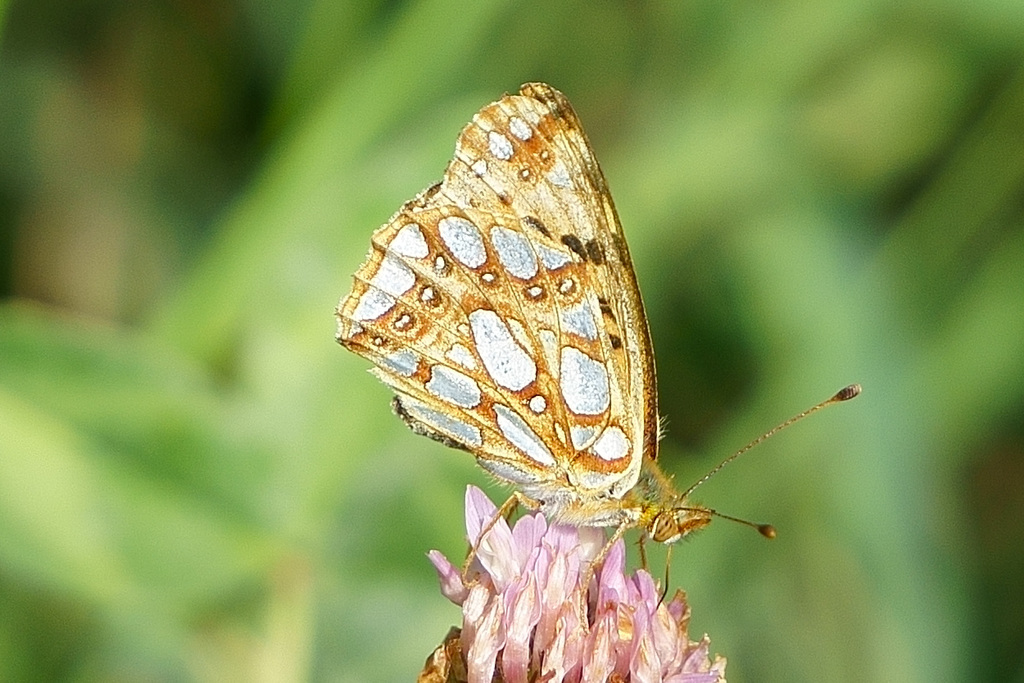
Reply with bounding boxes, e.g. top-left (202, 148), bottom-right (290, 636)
top-left (581, 608), bottom-right (619, 681)
top-left (597, 539), bottom-right (629, 607)
top-left (428, 549), bottom-right (468, 604)
top-left (500, 575), bottom-right (541, 683)
top-left (464, 590), bottom-right (506, 683)
top-left (465, 487), bottom-right (518, 589)
top-left (652, 599), bottom-right (684, 673)
top-left (664, 672), bottom-right (724, 683)
top-left (465, 486), bottom-right (499, 545)
top-left (432, 488), bottom-right (726, 683)
top-left (633, 569), bottom-right (660, 614)
top-left (577, 526), bottom-right (607, 563)
top-left (681, 635), bottom-right (713, 673)
top-left (535, 549), bottom-right (573, 654)
top-left (461, 583), bottom-right (491, 647)
top-left (629, 606), bottom-right (662, 683)
top-left (511, 511), bottom-right (547, 568)
top-left (540, 610), bottom-right (583, 683)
